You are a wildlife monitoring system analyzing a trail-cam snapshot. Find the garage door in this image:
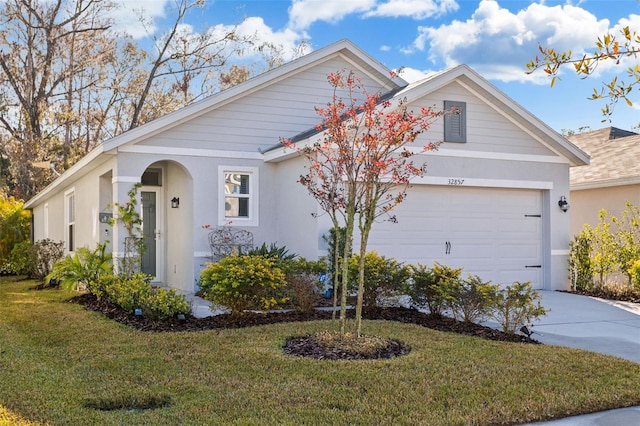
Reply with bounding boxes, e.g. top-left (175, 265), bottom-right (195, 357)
top-left (366, 186), bottom-right (543, 288)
